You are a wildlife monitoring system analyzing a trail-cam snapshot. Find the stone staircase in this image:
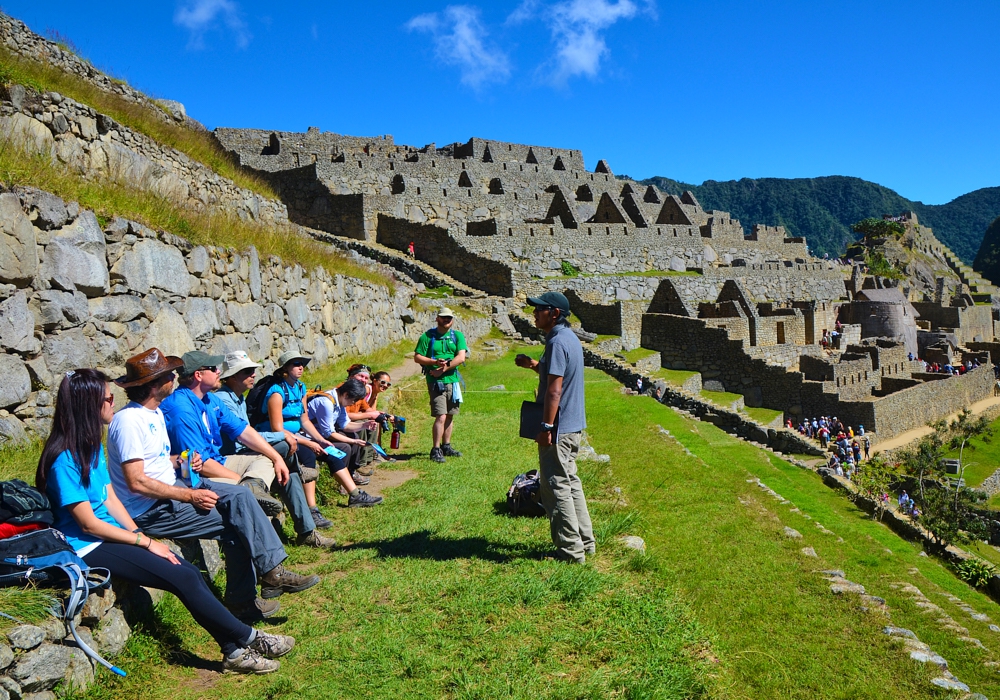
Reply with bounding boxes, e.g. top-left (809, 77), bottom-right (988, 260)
top-left (300, 226), bottom-right (488, 298)
top-left (941, 247), bottom-right (997, 302)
